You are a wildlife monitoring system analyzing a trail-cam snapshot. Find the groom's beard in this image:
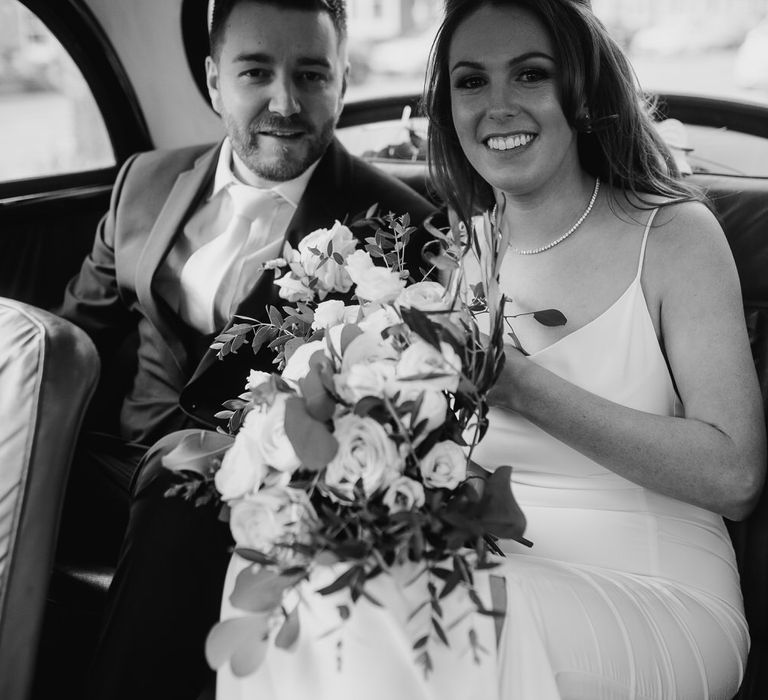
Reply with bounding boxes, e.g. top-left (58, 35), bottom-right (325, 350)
top-left (225, 113), bottom-right (336, 182)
